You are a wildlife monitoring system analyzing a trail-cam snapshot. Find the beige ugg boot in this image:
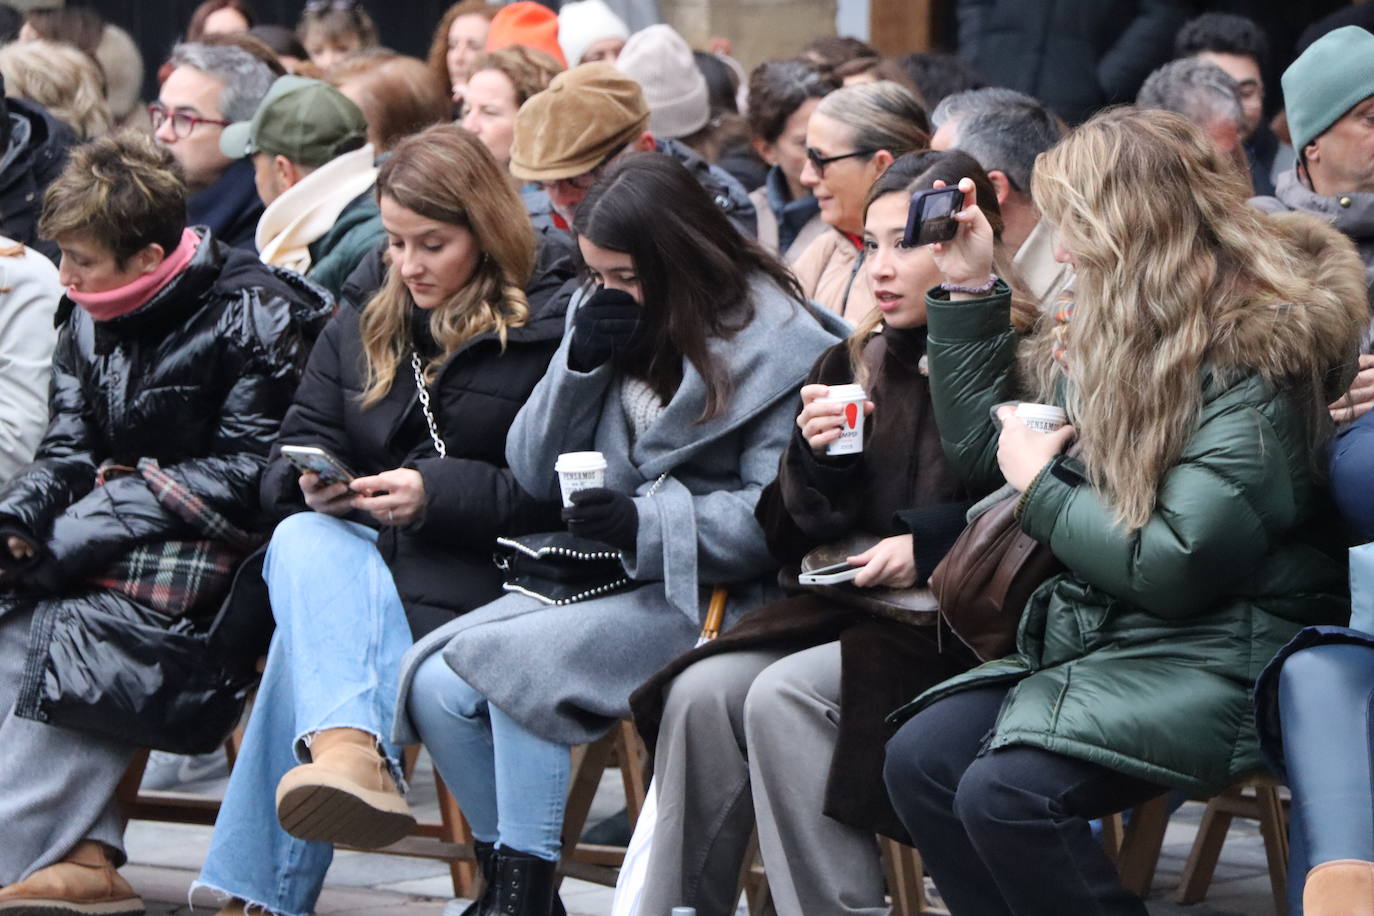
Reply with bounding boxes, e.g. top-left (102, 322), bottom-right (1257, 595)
top-left (275, 727), bottom-right (415, 849)
top-left (0, 840), bottom-right (144, 914)
top-left (1305, 859), bottom-right (1374, 916)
